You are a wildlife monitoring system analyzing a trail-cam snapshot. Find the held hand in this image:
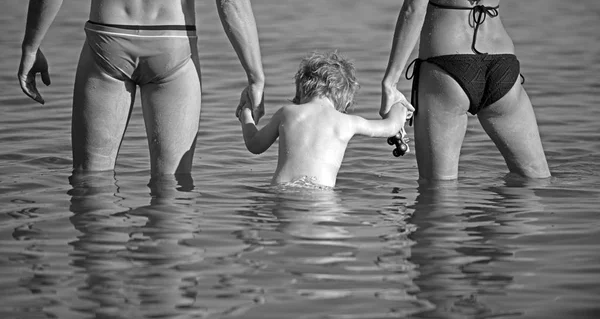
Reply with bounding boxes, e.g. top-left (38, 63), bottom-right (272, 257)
top-left (386, 102), bottom-right (412, 156)
top-left (380, 84), bottom-right (414, 119)
top-left (18, 49), bottom-right (51, 105)
top-left (236, 87), bottom-right (253, 121)
top-left (386, 100), bottom-right (413, 125)
top-left (247, 81), bottom-right (265, 124)
top-left (236, 82), bottom-right (265, 123)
